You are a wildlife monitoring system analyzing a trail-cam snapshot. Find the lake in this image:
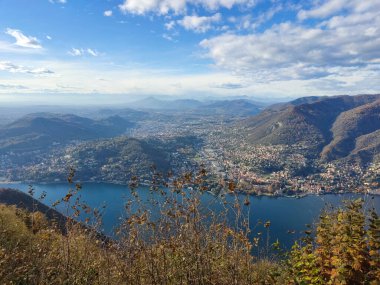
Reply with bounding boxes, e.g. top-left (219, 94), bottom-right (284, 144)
top-left (1, 182), bottom-right (379, 250)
